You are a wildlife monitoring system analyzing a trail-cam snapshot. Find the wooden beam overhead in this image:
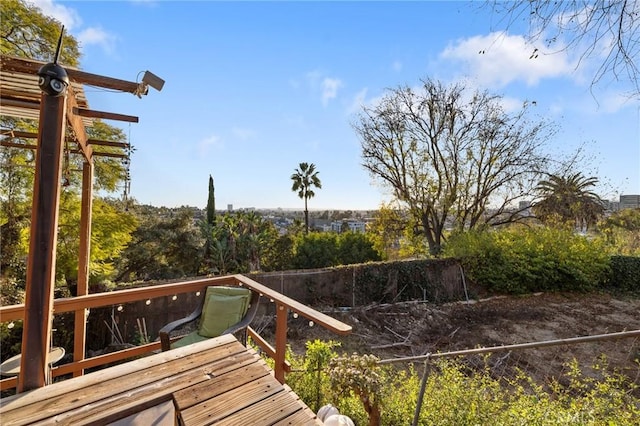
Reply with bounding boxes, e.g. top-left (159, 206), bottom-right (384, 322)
top-left (1, 97), bottom-right (40, 110)
top-left (1, 129), bottom-right (129, 148)
top-left (72, 107), bottom-right (139, 123)
top-left (1, 55), bottom-right (140, 94)
top-left (66, 85), bottom-right (92, 162)
top-left (0, 140), bottom-right (128, 159)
